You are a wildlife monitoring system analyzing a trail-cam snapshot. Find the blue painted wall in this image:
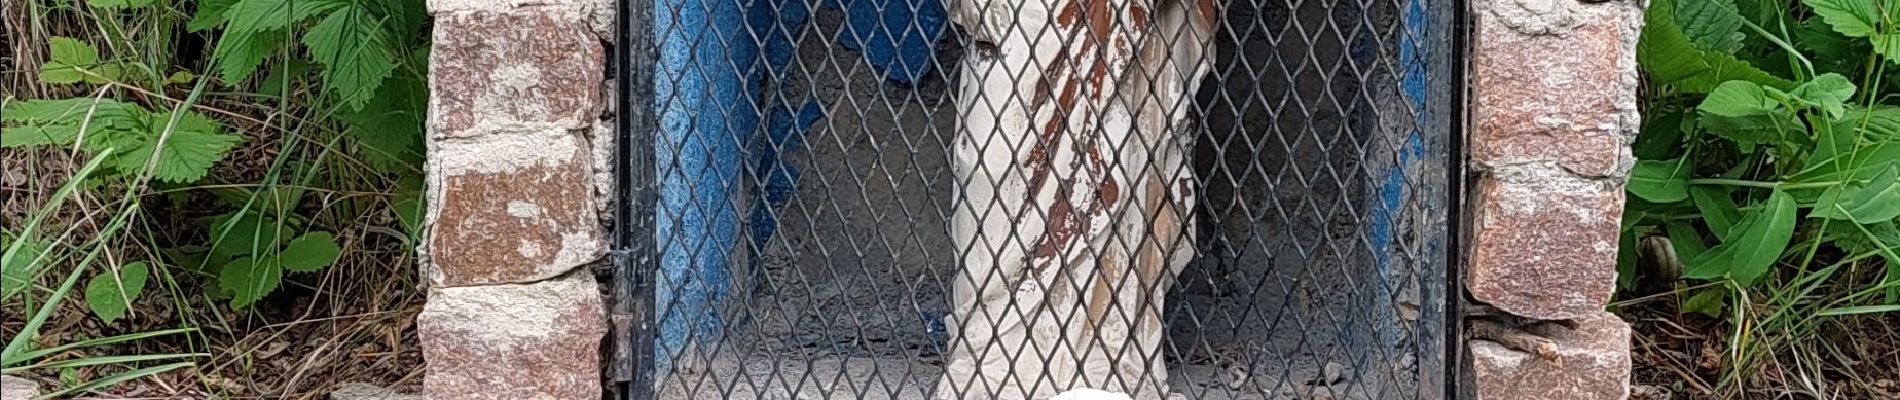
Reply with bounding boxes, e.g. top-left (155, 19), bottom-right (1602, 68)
top-left (654, 0), bottom-right (944, 374)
